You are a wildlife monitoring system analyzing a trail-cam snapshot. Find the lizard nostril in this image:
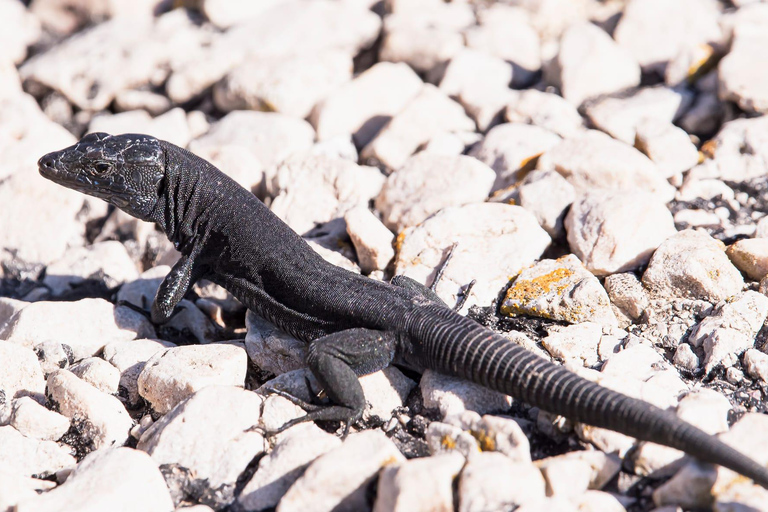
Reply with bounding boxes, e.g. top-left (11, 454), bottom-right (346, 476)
top-left (38, 155), bottom-right (56, 173)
